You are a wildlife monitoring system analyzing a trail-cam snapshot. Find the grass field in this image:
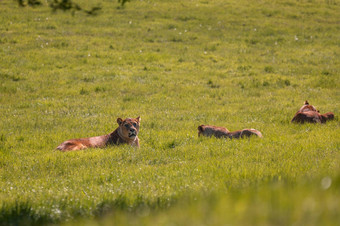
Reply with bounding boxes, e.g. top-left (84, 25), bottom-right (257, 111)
top-left (0, 0), bottom-right (339, 225)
